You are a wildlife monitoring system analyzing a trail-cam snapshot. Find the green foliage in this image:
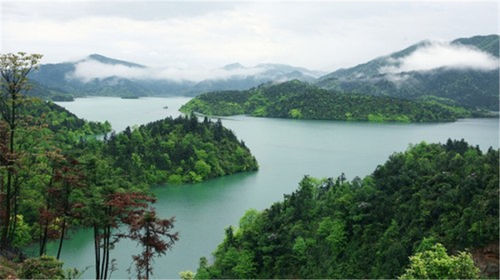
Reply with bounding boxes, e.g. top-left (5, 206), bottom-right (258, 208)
top-left (104, 114), bottom-right (258, 185)
top-left (198, 140), bottom-right (499, 278)
top-left (180, 270), bottom-right (195, 280)
top-left (17, 255), bottom-right (65, 279)
top-left (11, 215), bottom-right (32, 248)
top-left (180, 80), bottom-right (474, 122)
top-left (399, 243), bottom-right (480, 279)
top-left (289, 108), bottom-right (303, 119)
